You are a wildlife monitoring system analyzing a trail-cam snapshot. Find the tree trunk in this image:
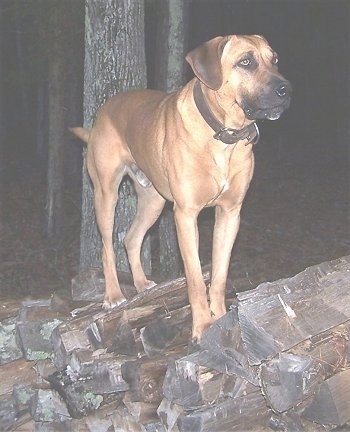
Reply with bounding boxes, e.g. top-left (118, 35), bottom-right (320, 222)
top-left (46, 1), bottom-right (67, 238)
top-left (154, 0), bottom-right (189, 278)
top-left (80, 0), bottom-right (151, 275)
top-left (0, 1), bottom-right (3, 233)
